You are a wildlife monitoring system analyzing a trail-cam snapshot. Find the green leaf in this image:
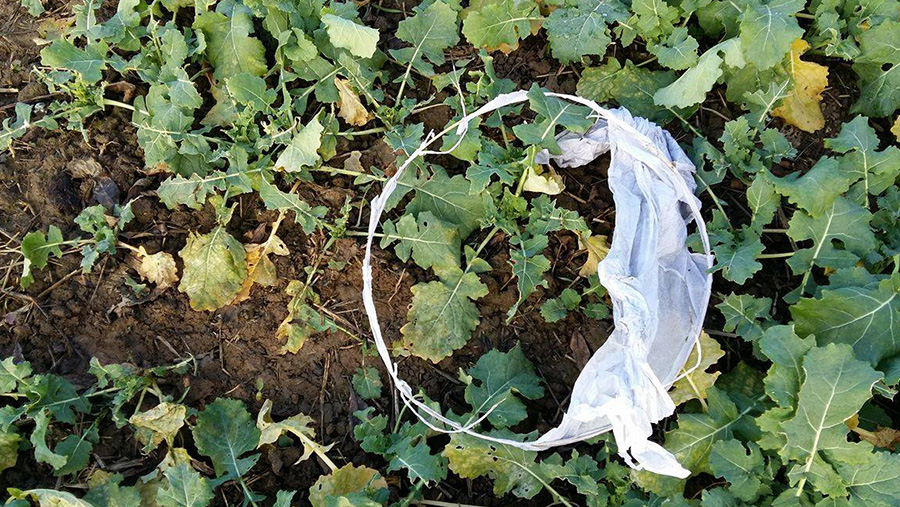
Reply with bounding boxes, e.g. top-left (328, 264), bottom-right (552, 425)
top-left (712, 226), bottom-right (764, 284)
top-left (622, 0), bottom-right (680, 42)
top-left (258, 178), bottom-right (327, 235)
top-left (709, 440), bottom-right (771, 503)
top-left (321, 14), bottom-right (380, 59)
top-left (272, 491), bottom-right (296, 507)
top-left (792, 274), bottom-right (900, 365)
top-left (193, 398), bottom-right (261, 480)
top-left (780, 344), bottom-right (882, 493)
top-left (20, 225), bottom-right (65, 289)
top-left (770, 157), bottom-right (852, 217)
top-left (406, 169), bottom-right (491, 239)
top-left (397, 266), bottom-right (488, 362)
top-left (577, 58), bottom-right (683, 124)
top-left (462, 0), bottom-right (541, 52)
top-left (156, 464), bottom-right (214, 507)
top-left (633, 388), bottom-right (763, 495)
top-left (226, 73), bottom-right (276, 112)
top-left (0, 358), bottom-right (30, 394)
top-left (462, 344), bottom-right (544, 428)
top-left (649, 27), bottom-right (700, 70)
top-left (786, 196), bottom-right (876, 276)
top-left (833, 451), bottom-right (900, 505)
top-left (443, 431), bottom-right (550, 500)
top-left (825, 115), bottom-right (900, 203)
top-left (654, 38), bottom-right (745, 108)
top-left (276, 281), bottom-right (337, 354)
top-left (544, 0), bottom-right (627, 64)
top-left (30, 410), bottom-right (67, 469)
top-left (507, 234), bottom-right (551, 321)
top-left (194, 7), bottom-right (267, 81)
top-left (380, 211), bottom-right (461, 271)
top-left (53, 426), bottom-right (99, 476)
top-left (465, 142), bottom-right (518, 193)
top-left (21, 0), bottom-right (44, 16)
top-left (40, 40), bottom-right (106, 83)
top-left (178, 226), bottom-right (248, 311)
top-left (352, 367), bottom-right (383, 401)
top-left (275, 117), bottom-right (324, 172)
top-left (386, 435), bottom-right (448, 485)
top-left (309, 464), bottom-right (389, 507)
top-left (1, 103), bottom-right (57, 153)
top-left (758, 325), bottom-right (815, 408)
top-left (391, 1), bottom-right (459, 77)
top-left (746, 170), bottom-right (779, 230)
top-left (0, 429), bottom-right (19, 474)
top-left (8, 489), bottom-right (92, 507)
top-left (513, 84), bottom-right (594, 155)
top-left (739, 0), bottom-right (803, 69)
top-left (851, 21), bottom-right (900, 117)
top-left (717, 293), bottom-right (771, 342)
